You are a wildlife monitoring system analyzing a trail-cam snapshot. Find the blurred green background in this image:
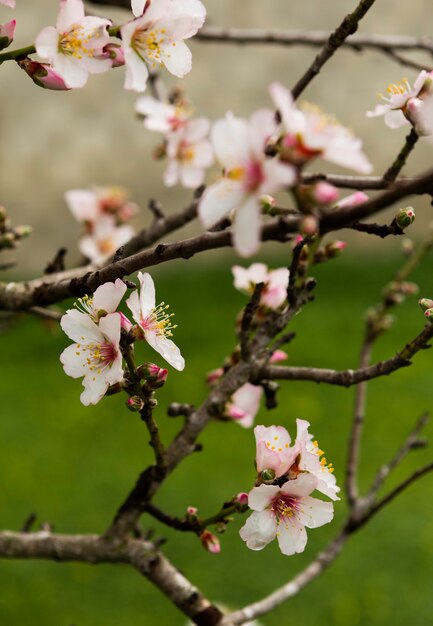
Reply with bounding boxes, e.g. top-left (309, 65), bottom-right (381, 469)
top-left (1, 252), bottom-right (433, 625)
